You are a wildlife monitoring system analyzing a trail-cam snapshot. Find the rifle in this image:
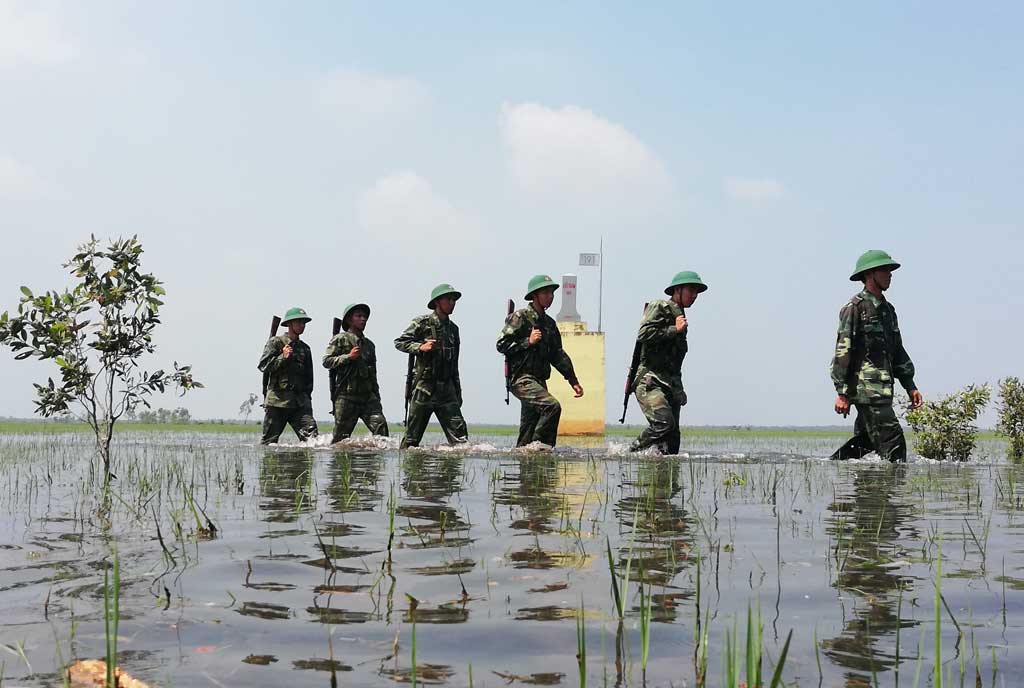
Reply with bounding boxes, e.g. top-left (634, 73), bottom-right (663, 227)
top-left (261, 315), bottom-right (282, 397)
top-left (328, 317), bottom-right (343, 410)
top-left (403, 353), bottom-right (414, 426)
top-left (618, 303), bottom-right (649, 424)
top-left (503, 298), bottom-right (514, 404)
